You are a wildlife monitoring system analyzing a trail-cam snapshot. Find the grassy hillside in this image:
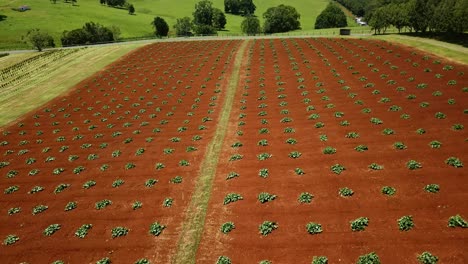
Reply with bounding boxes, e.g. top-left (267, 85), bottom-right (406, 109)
top-left (0, 0), bottom-right (347, 49)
